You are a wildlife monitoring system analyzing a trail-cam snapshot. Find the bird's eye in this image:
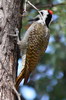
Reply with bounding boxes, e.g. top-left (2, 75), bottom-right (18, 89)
top-left (41, 12), bottom-right (43, 15)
